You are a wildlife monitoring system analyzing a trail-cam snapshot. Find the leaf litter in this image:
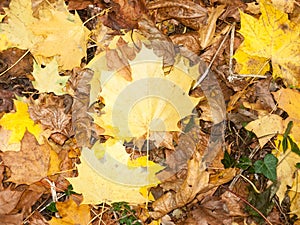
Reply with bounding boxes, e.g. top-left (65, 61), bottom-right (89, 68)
top-left (0, 0), bottom-right (300, 224)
